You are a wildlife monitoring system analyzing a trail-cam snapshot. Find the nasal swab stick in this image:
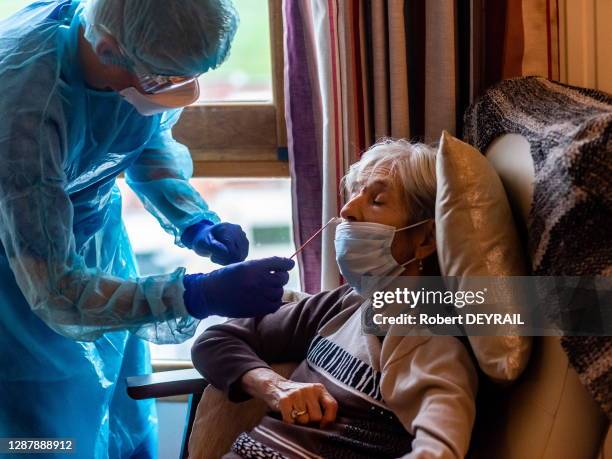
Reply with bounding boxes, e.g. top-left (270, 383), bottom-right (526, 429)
top-left (289, 217), bottom-right (337, 259)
